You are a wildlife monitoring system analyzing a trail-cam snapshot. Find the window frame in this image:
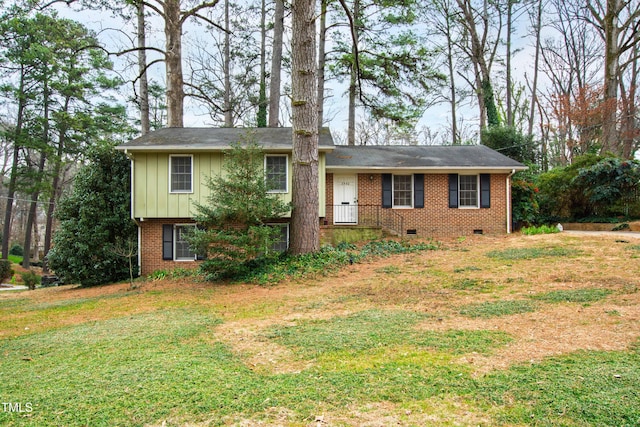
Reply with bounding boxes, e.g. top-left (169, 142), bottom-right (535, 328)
top-left (268, 223), bottom-right (289, 253)
top-left (392, 174), bottom-right (413, 208)
top-left (169, 155), bottom-right (194, 194)
top-left (458, 174), bottom-right (479, 208)
top-left (173, 224), bottom-right (197, 261)
top-left (265, 154), bottom-right (289, 193)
